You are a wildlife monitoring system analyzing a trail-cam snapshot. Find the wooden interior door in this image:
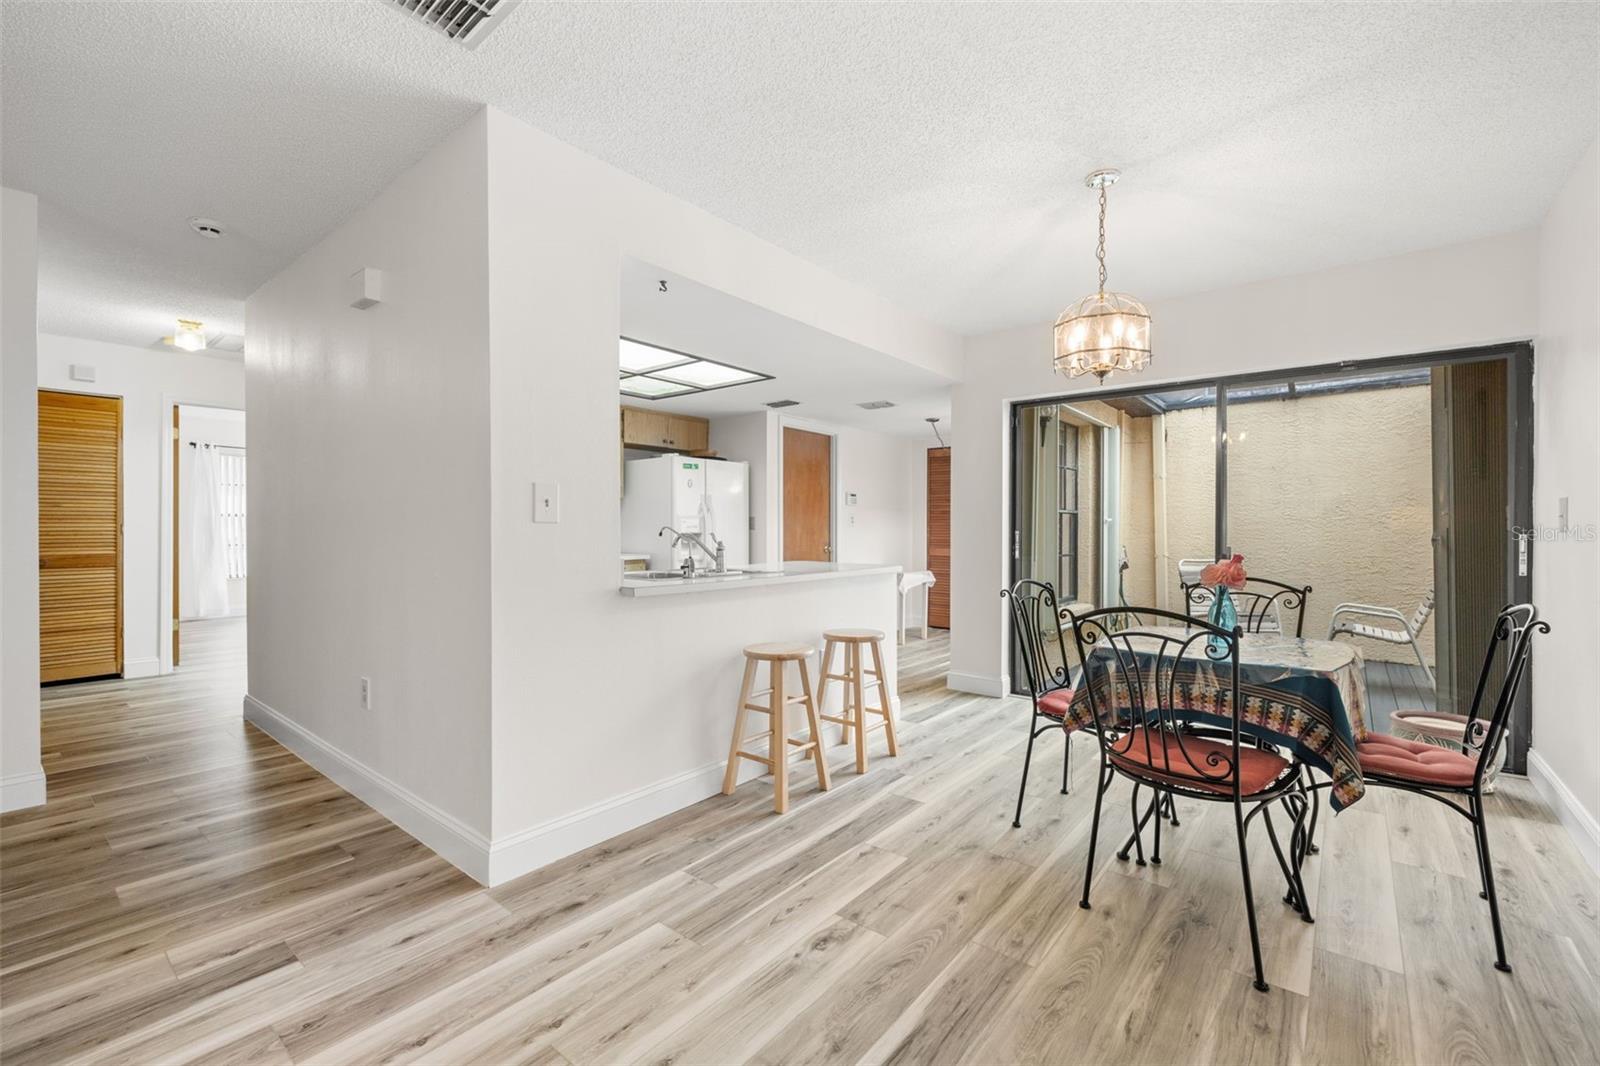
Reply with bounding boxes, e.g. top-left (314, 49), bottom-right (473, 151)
top-left (782, 427), bottom-right (832, 561)
top-left (38, 389), bottom-right (122, 682)
top-left (927, 447), bottom-right (951, 629)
